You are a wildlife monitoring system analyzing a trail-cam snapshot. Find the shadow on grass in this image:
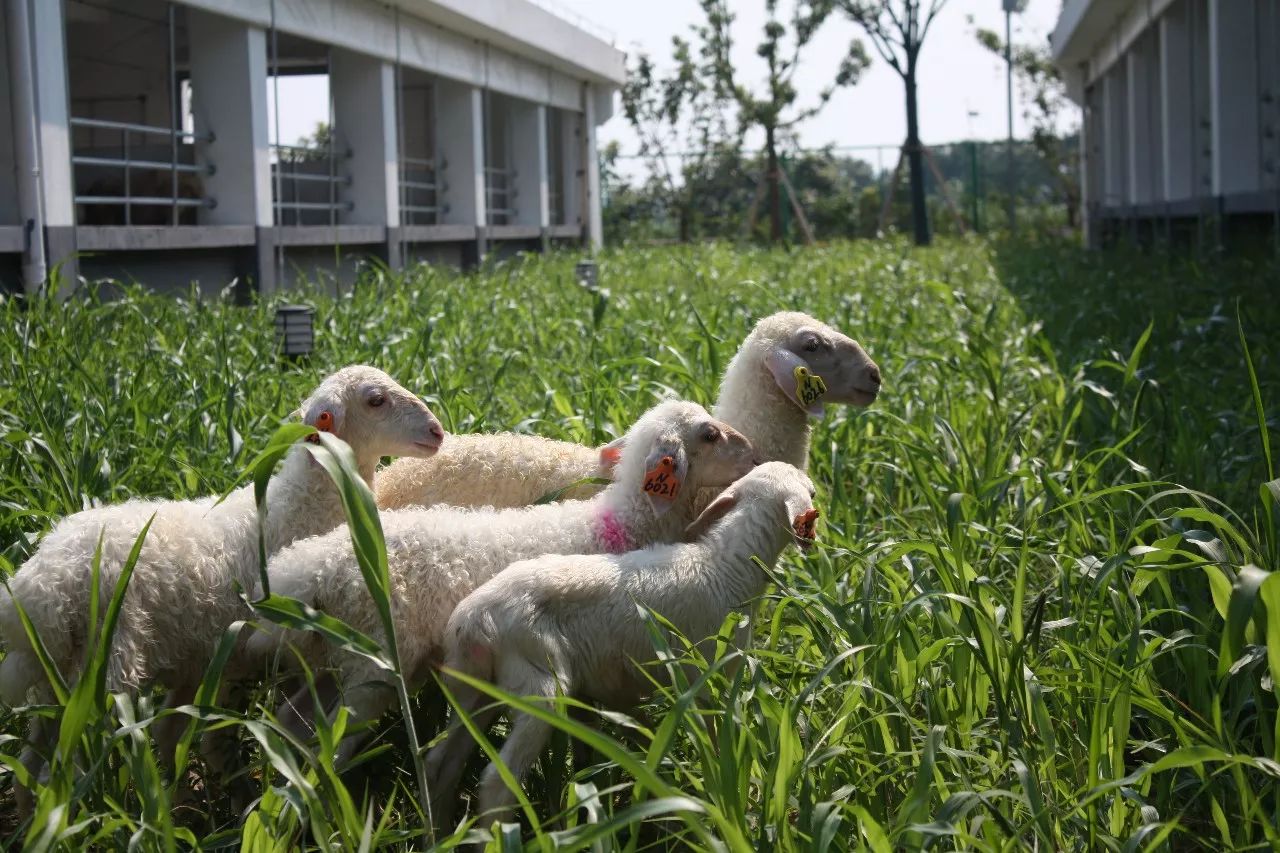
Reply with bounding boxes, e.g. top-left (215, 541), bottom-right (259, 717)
top-left (989, 236), bottom-right (1278, 513)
